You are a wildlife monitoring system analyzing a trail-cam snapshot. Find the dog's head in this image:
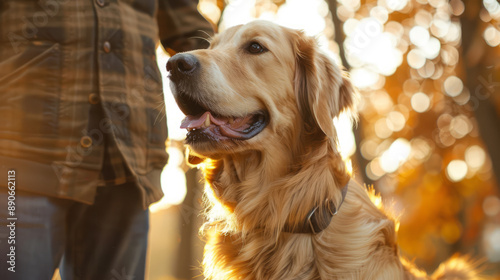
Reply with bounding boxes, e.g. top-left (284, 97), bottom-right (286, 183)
top-left (167, 20), bottom-right (356, 162)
